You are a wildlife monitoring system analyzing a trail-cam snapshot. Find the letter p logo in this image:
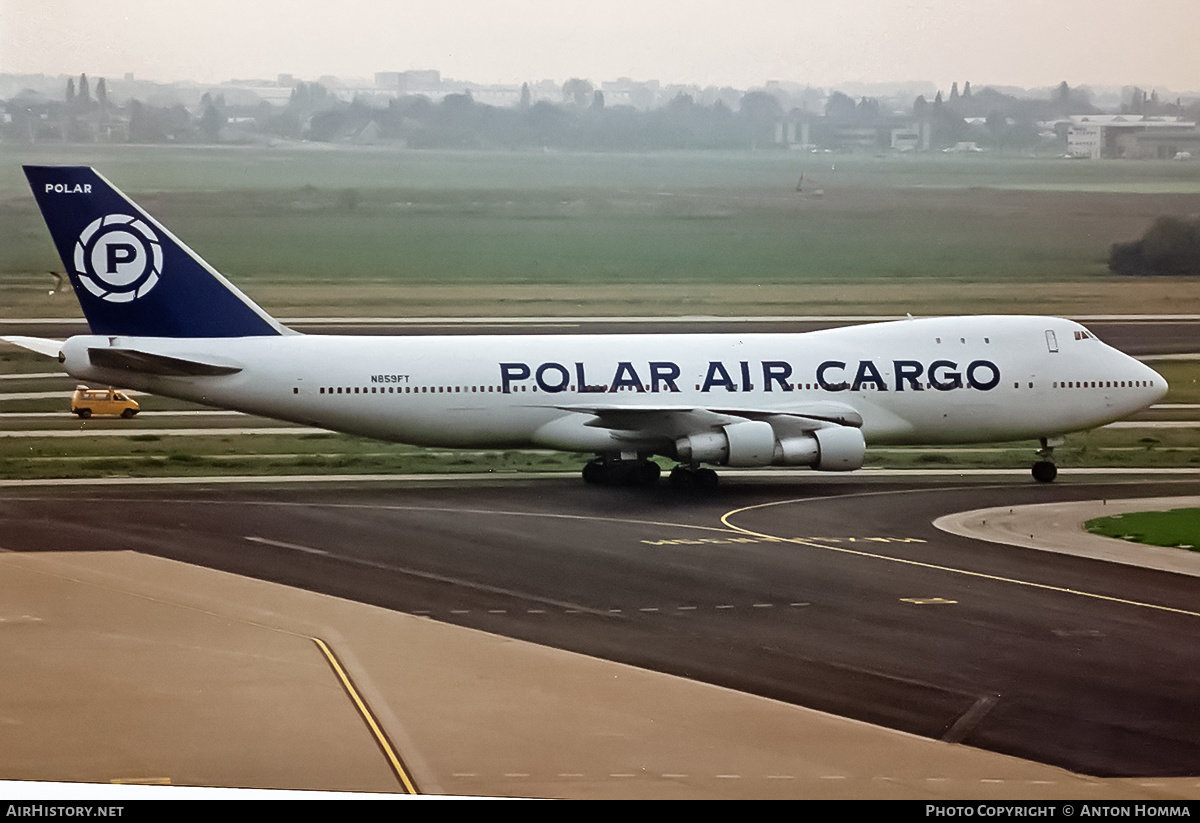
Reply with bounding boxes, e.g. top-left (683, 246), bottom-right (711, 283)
top-left (106, 243), bottom-right (138, 274)
top-left (73, 214), bottom-right (163, 303)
